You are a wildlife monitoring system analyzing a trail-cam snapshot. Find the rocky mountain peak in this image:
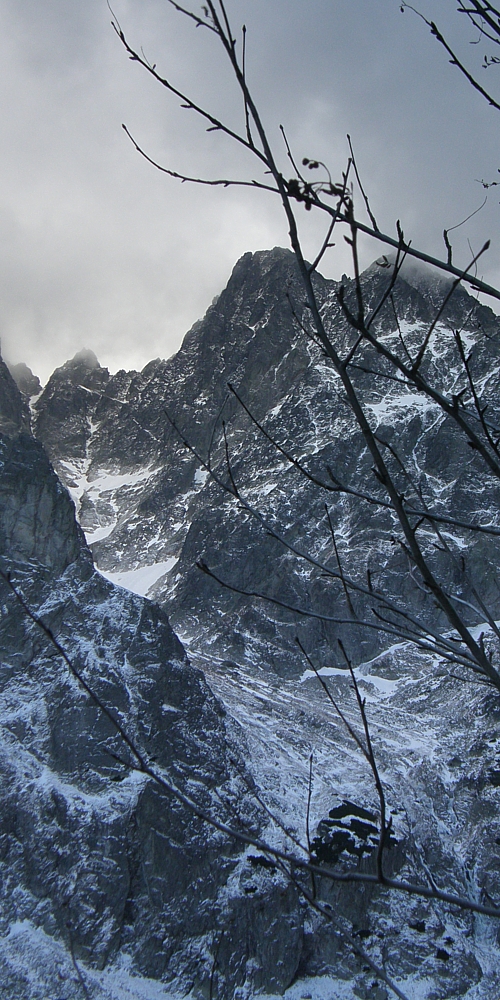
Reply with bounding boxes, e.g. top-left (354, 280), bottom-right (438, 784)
top-left (70, 347), bottom-right (101, 369)
top-left (32, 245), bottom-right (500, 665)
top-left (6, 361), bottom-right (42, 400)
top-left (0, 352), bottom-right (84, 574)
top-left (0, 356), bottom-right (30, 438)
top-left (33, 349), bottom-right (110, 463)
top-left (38, 347), bottom-right (108, 390)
